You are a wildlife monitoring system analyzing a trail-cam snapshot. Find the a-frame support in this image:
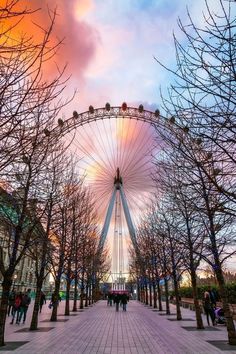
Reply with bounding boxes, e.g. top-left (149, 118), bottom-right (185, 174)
top-left (98, 168), bottom-right (137, 251)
